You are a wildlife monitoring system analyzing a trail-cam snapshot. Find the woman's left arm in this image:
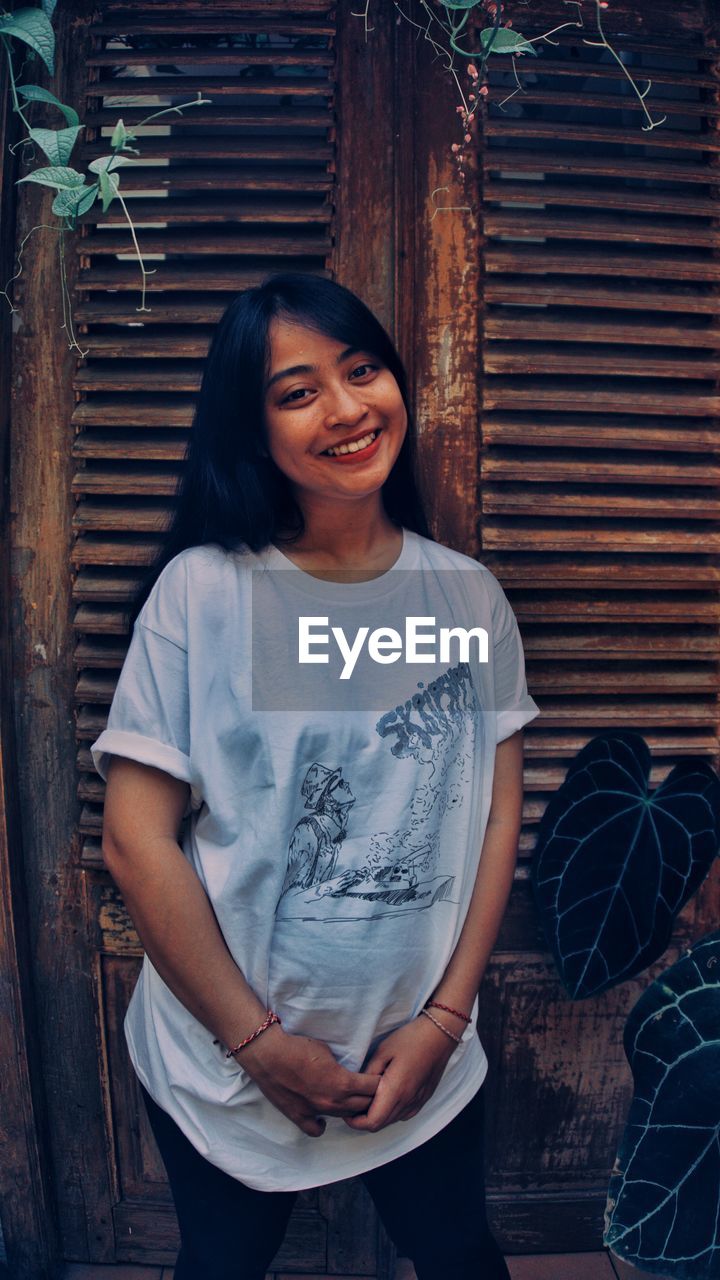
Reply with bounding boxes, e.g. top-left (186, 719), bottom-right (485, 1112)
top-left (345, 730), bottom-right (524, 1131)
